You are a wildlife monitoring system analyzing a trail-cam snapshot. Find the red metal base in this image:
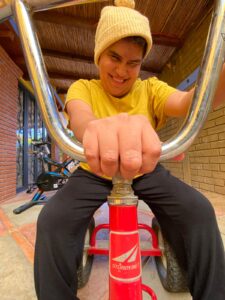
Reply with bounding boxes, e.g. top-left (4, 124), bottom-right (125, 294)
top-left (142, 284), bottom-right (157, 300)
top-left (88, 205), bottom-right (161, 300)
top-left (109, 205), bottom-right (142, 300)
top-left (89, 224), bottom-right (161, 257)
